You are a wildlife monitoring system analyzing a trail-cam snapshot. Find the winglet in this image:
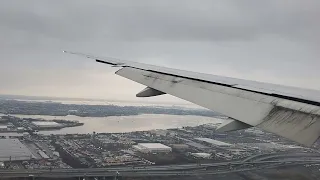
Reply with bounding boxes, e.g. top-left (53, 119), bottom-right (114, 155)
top-left (63, 51), bottom-right (127, 66)
top-left (63, 51), bottom-right (91, 57)
top-left (63, 50), bottom-right (77, 54)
